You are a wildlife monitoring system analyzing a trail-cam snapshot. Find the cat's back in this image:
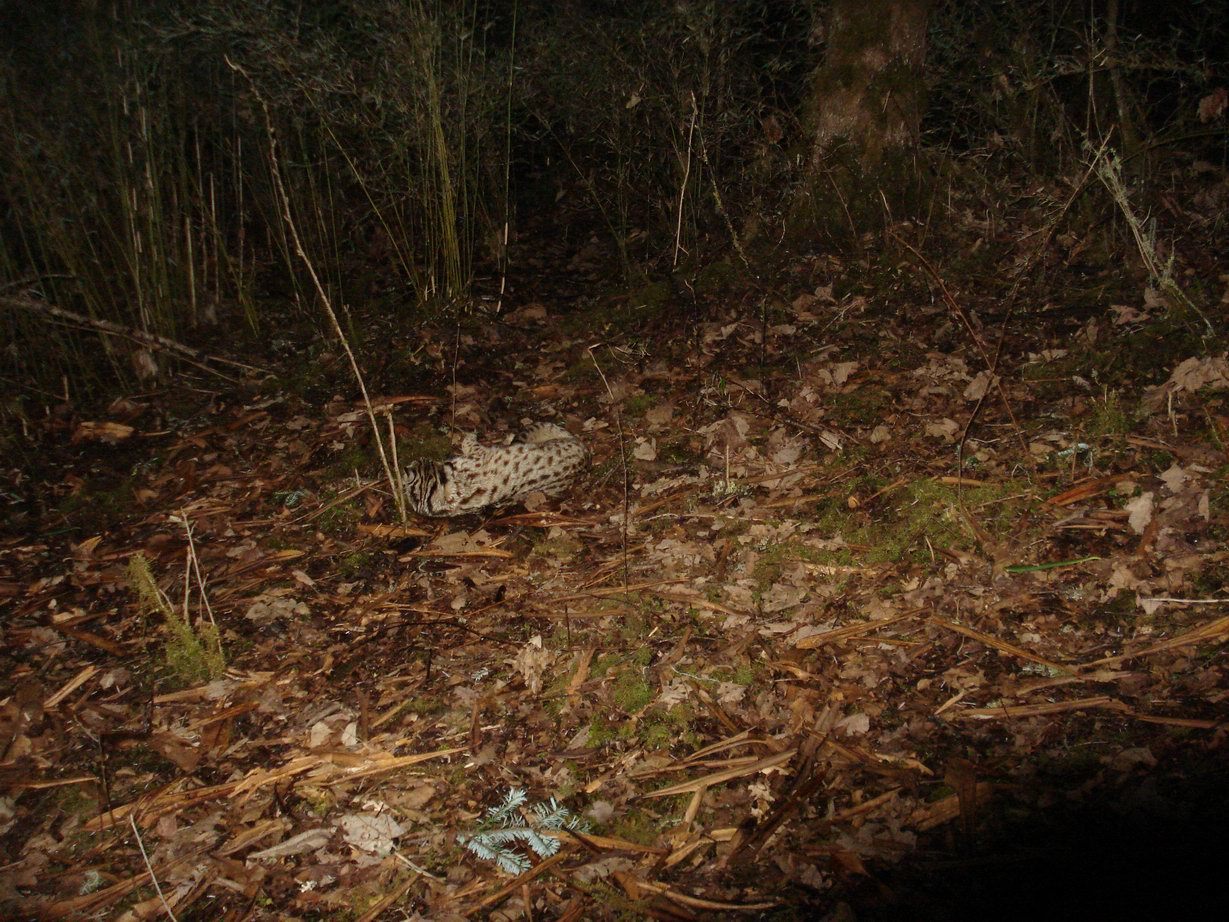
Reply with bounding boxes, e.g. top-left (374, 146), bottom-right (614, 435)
top-left (409, 424), bottom-right (587, 515)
